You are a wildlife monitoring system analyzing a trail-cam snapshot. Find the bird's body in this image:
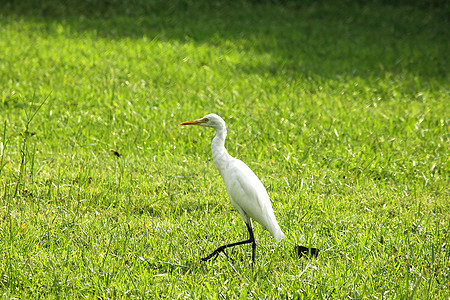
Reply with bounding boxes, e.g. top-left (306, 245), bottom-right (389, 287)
top-left (212, 141), bottom-right (284, 242)
top-left (180, 113), bottom-right (284, 262)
